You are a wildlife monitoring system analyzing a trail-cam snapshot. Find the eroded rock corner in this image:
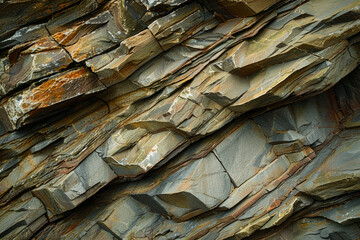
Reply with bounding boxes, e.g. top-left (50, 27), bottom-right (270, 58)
top-left (1, 0), bottom-right (360, 239)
